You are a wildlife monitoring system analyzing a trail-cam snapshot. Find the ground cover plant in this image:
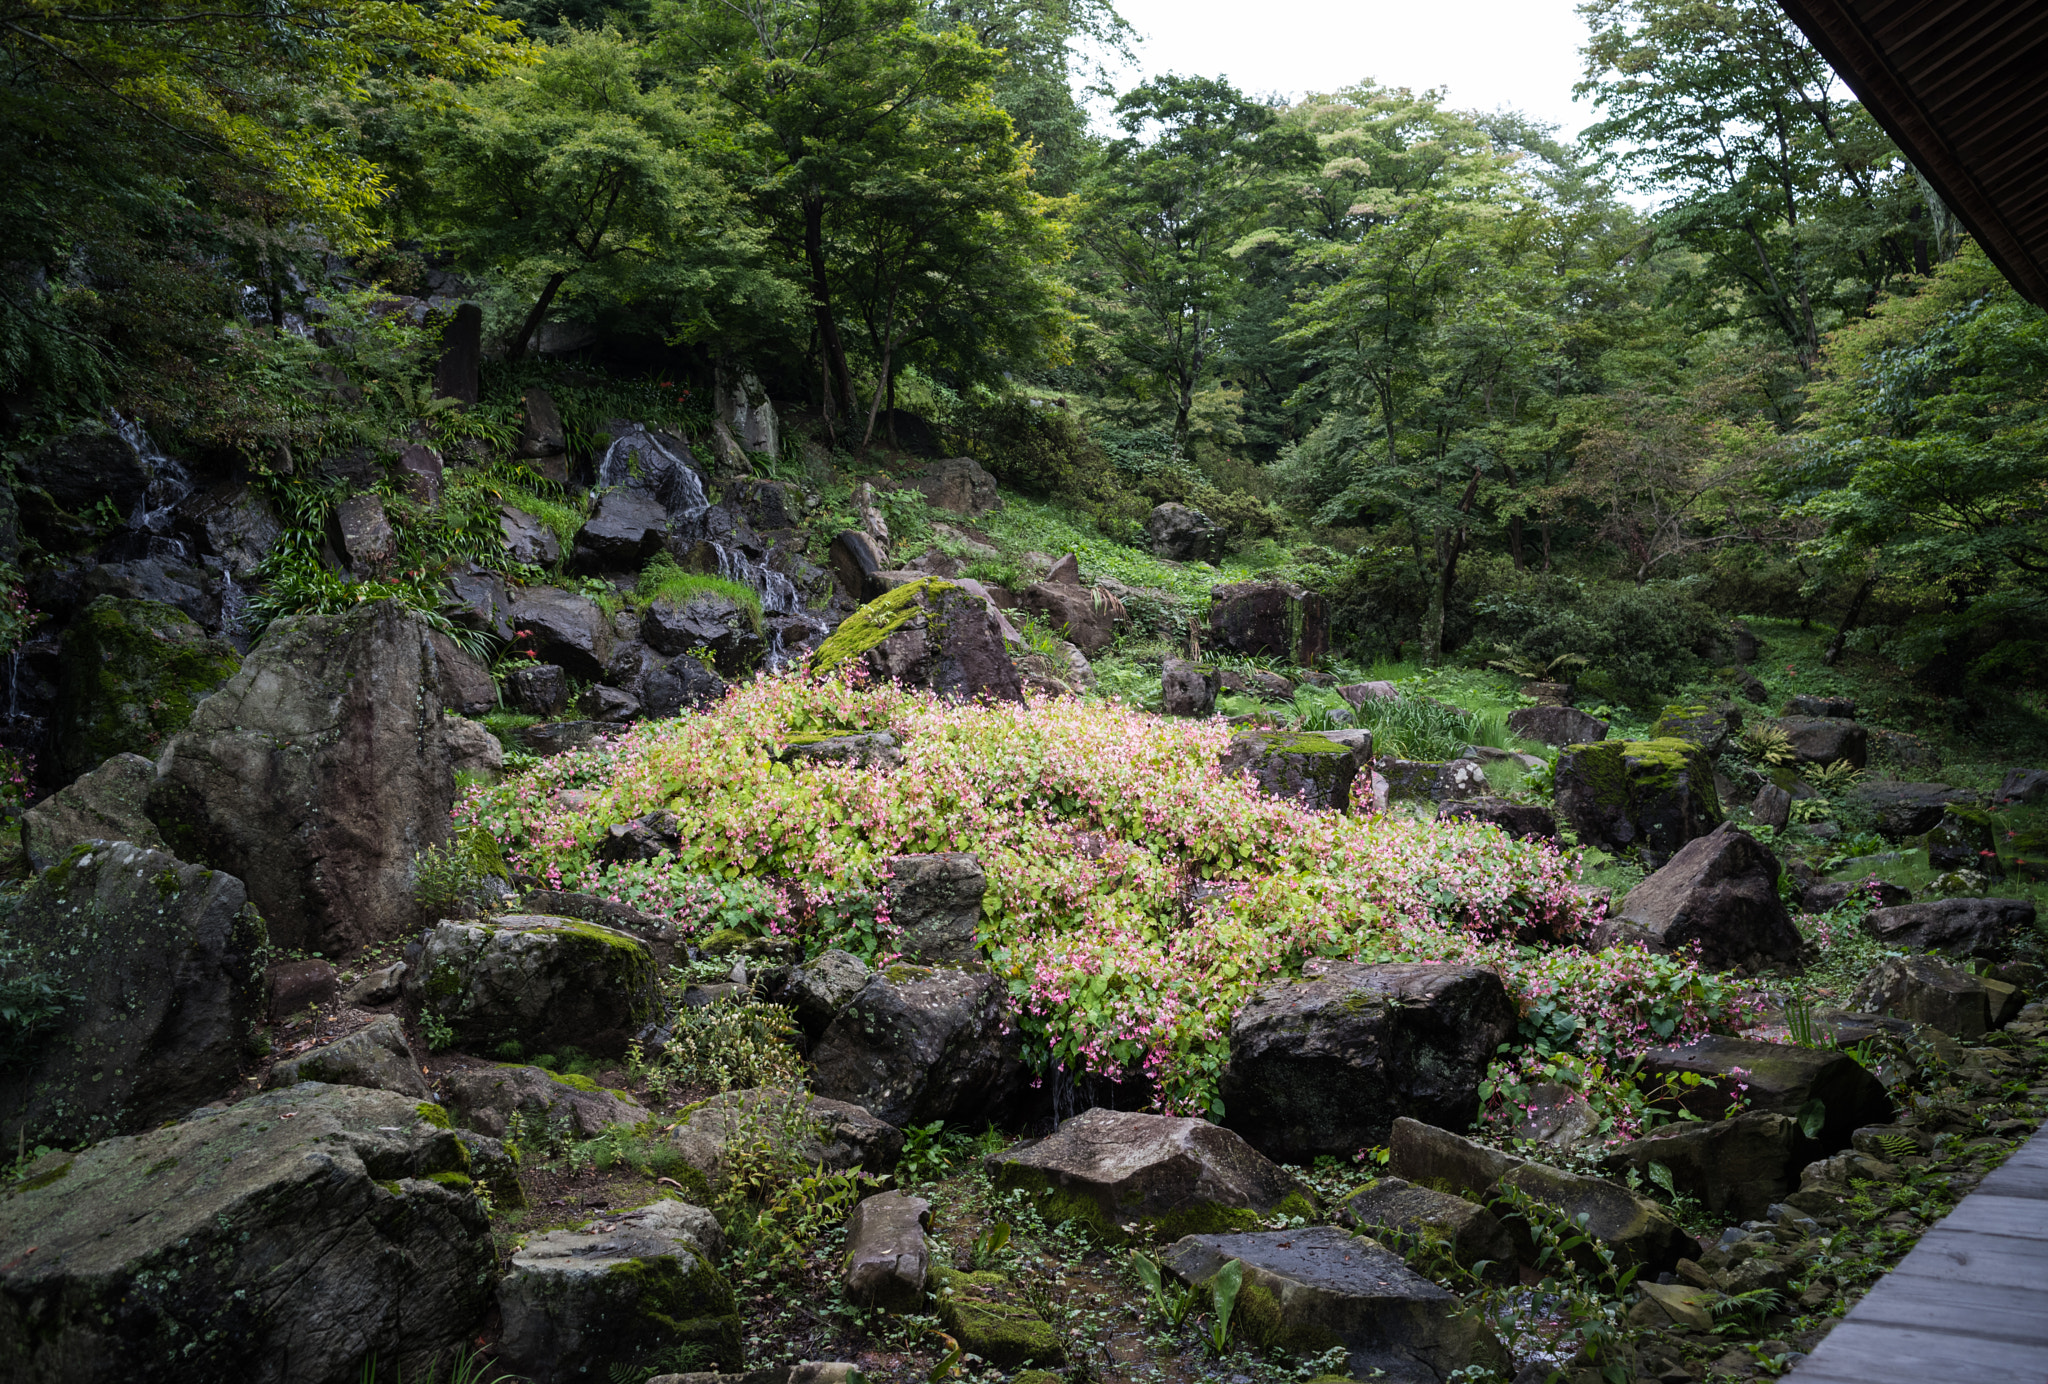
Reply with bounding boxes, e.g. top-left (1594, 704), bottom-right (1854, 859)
top-left (458, 672), bottom-right (1748, 1117)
